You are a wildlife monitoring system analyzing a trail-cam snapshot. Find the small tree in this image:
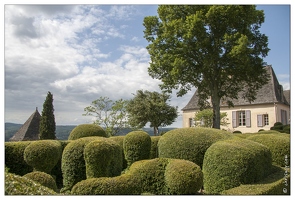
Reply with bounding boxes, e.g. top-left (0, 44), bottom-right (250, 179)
top-left (39, 91), bottom-right (56, 140)
top-left (126, 90), bottom-right (178, 135)
top-left (83, 97), bottom-right (129, 136)
top-left (195, 109), bottom-right (229, 128)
